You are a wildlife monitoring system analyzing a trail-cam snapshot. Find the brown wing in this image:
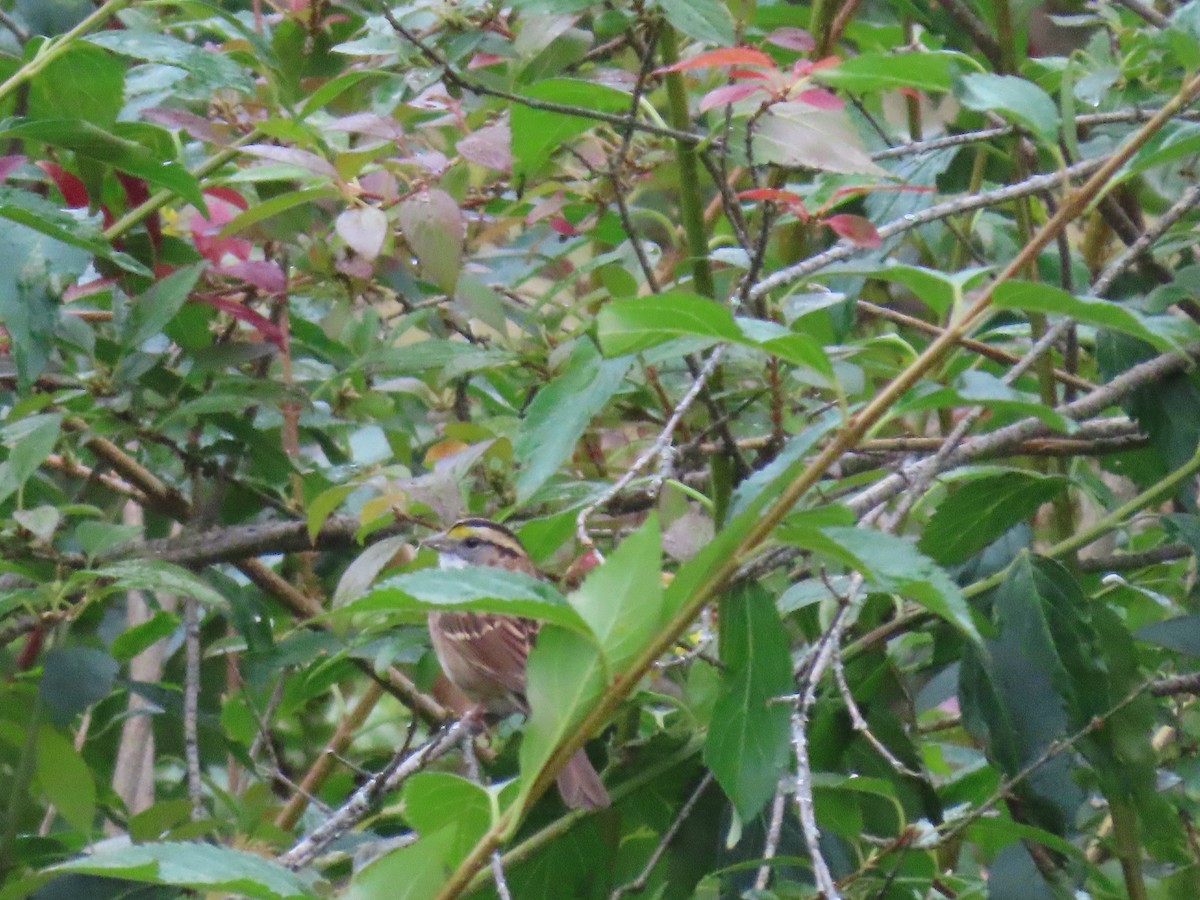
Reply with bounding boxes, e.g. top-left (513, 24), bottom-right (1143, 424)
top-left (429, 611), bottom-right (539, 712)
